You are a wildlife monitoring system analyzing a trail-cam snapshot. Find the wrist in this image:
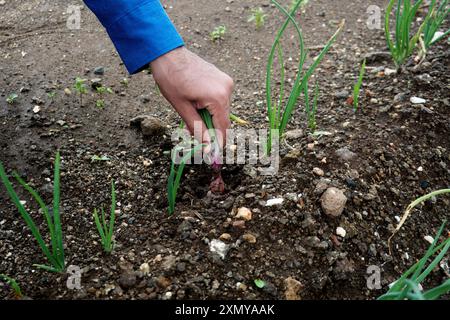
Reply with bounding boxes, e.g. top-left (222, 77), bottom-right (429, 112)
top-left (150, 46), bottom-right (187, 69)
